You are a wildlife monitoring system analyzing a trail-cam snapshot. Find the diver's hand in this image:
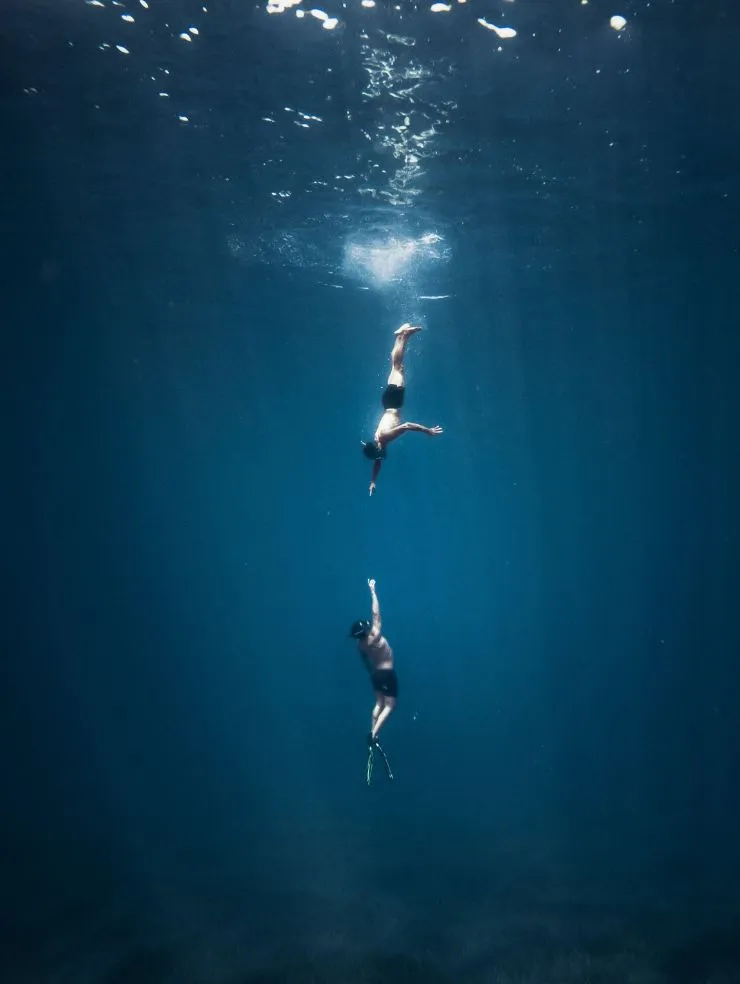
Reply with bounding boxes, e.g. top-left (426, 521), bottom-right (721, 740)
top-left (368, 578), bottom-right (376, 591)
top-left (369, 481), bottom-right (376, 497)
top-left (429, 425), bottom-right (443, 436)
